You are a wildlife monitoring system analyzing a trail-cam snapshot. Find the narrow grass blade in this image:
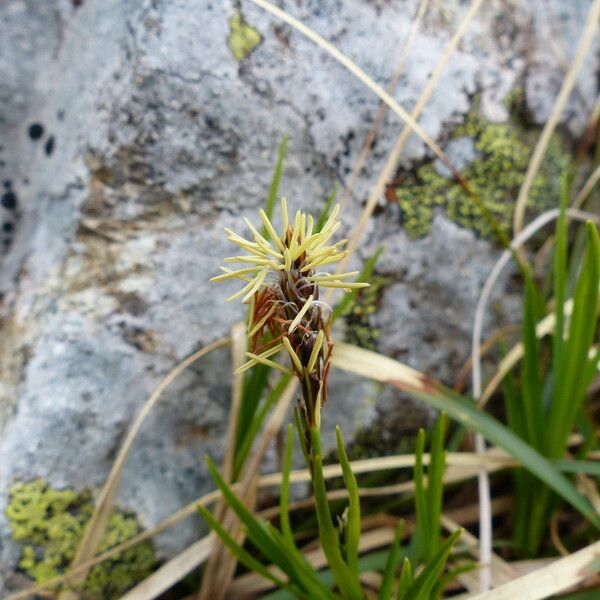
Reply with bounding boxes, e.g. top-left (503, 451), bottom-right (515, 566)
top-left (198, 505), bottom-right (289, 590)
top-left (308, 427), bottom-right (364, 600)
top-left (553, 172), bottom-right (570, 372)
top-left (521, 269), bottom-right (544, 448)
top-left (280, 424), bottom-right (295, 547)
top-left (413, 429), bottom-right (429, 563)
top-left (396, 557), bottom-right (413, 599)
top-left (262, 135), bottom-right (288, 231)
top-left (406, 529), bottom-right (462, 600)
top-left (234, 373), bottom-right (292, 478)
top-left (379, 520), bottom-right (404, 600)
top-left (426, 414), bottom-right (447, 563)
top-left (502, 361), bottom-right (528, 553)
top-left (315, 184), bottom-right (338, 233)
top-left (500, 343), bottom-right (525, 439)
top-left (332, 343), bottom-right (600, 528)
top-left (336, 426), bottom-right (361, 579)
top-left (554, 459), bottom-right (600, 477)
top-left (549, 222), bottom-right (600, 454)
top-left (236, 363), bottom-right (270, 457)
top-left (294, 406), bottom-right (310, 465)
top-left (205, 456), bottom-right (295, 574)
